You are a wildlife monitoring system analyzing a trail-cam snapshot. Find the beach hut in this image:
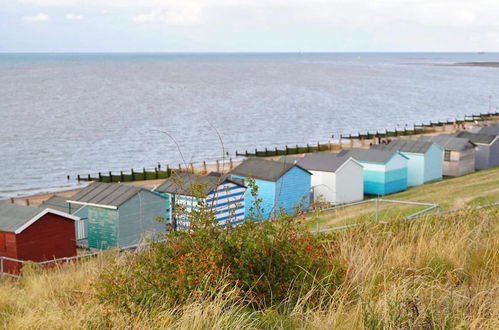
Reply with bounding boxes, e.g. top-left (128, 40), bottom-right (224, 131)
top-left (338, 149), bottom-right (409, 195)
top-left (230, 158), bottom-right (311, 219)
top-left (371, 140), bottom-right (443, 186)
top-left (419, 134), bottom-right (476, 176)
top-left (290, 153), bottom-right (364, 205)
top-left (453, 131), bottom-right (499, 170)
top-left (0, 202), bottom-right (78, 274)
top-left (66, 182), bottom-right (168, 250)
top-left (155, 172), bottom-right (246, 228)
top-left (41, 195), bottom-right (88, 241)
